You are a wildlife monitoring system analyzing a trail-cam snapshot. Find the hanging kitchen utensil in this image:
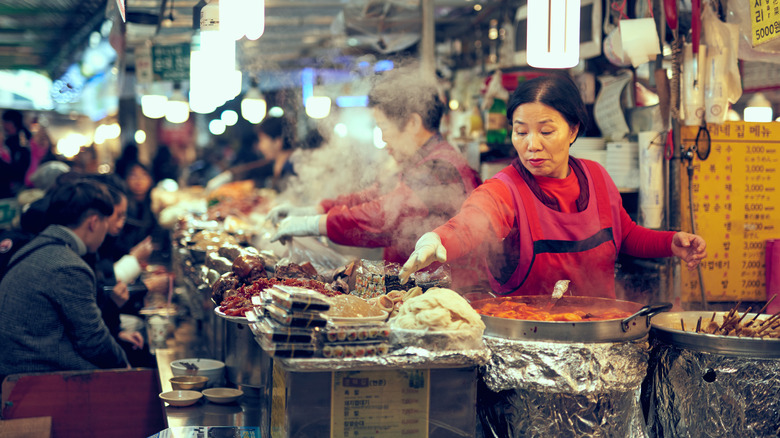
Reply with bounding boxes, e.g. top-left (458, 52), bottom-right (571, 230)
top-left (694, 121), bottom-right (711, 160)
top-left (691, 0), bottom-right (701, 87)
top-left (664, 0), bottom-right (682, 122)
